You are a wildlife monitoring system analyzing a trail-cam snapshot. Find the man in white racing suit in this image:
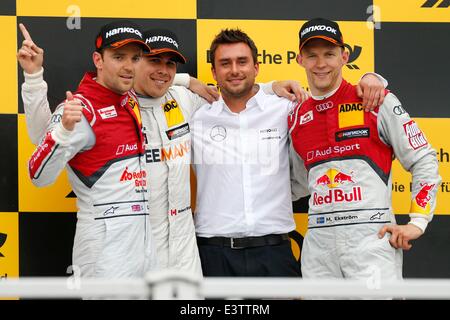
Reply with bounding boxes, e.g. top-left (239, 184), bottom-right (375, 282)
top-left (134, 29), bottom-right (210, 274)
top-left (289, 18), bottom-right (442, 282)
top-left (24, 21), bottom-right (158, 278)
